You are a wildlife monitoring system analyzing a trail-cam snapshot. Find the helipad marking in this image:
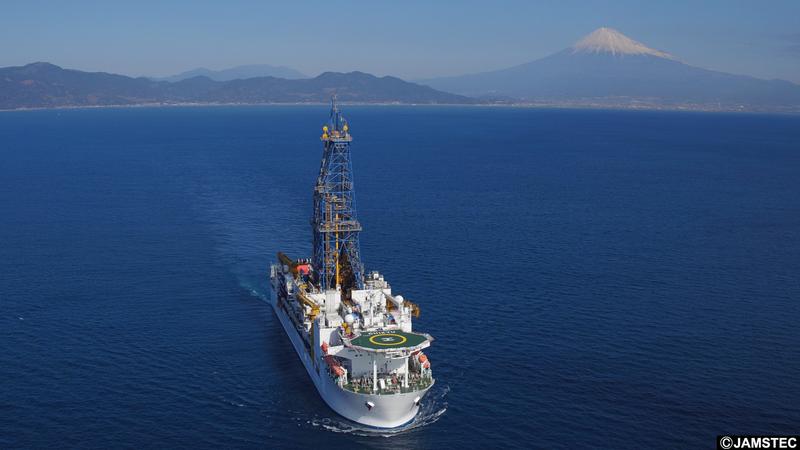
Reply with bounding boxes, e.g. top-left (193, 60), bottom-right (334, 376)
top-left (368, 333), bottom-right (408, 346)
